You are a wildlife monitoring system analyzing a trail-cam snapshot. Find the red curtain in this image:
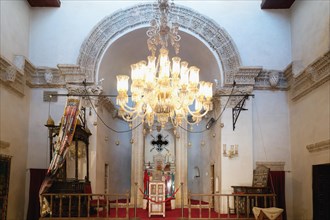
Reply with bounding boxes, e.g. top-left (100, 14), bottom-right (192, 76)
top-left (269, 171), bottom-right (286, 220)
top-left (26, 169), bottom-right (47, 220)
